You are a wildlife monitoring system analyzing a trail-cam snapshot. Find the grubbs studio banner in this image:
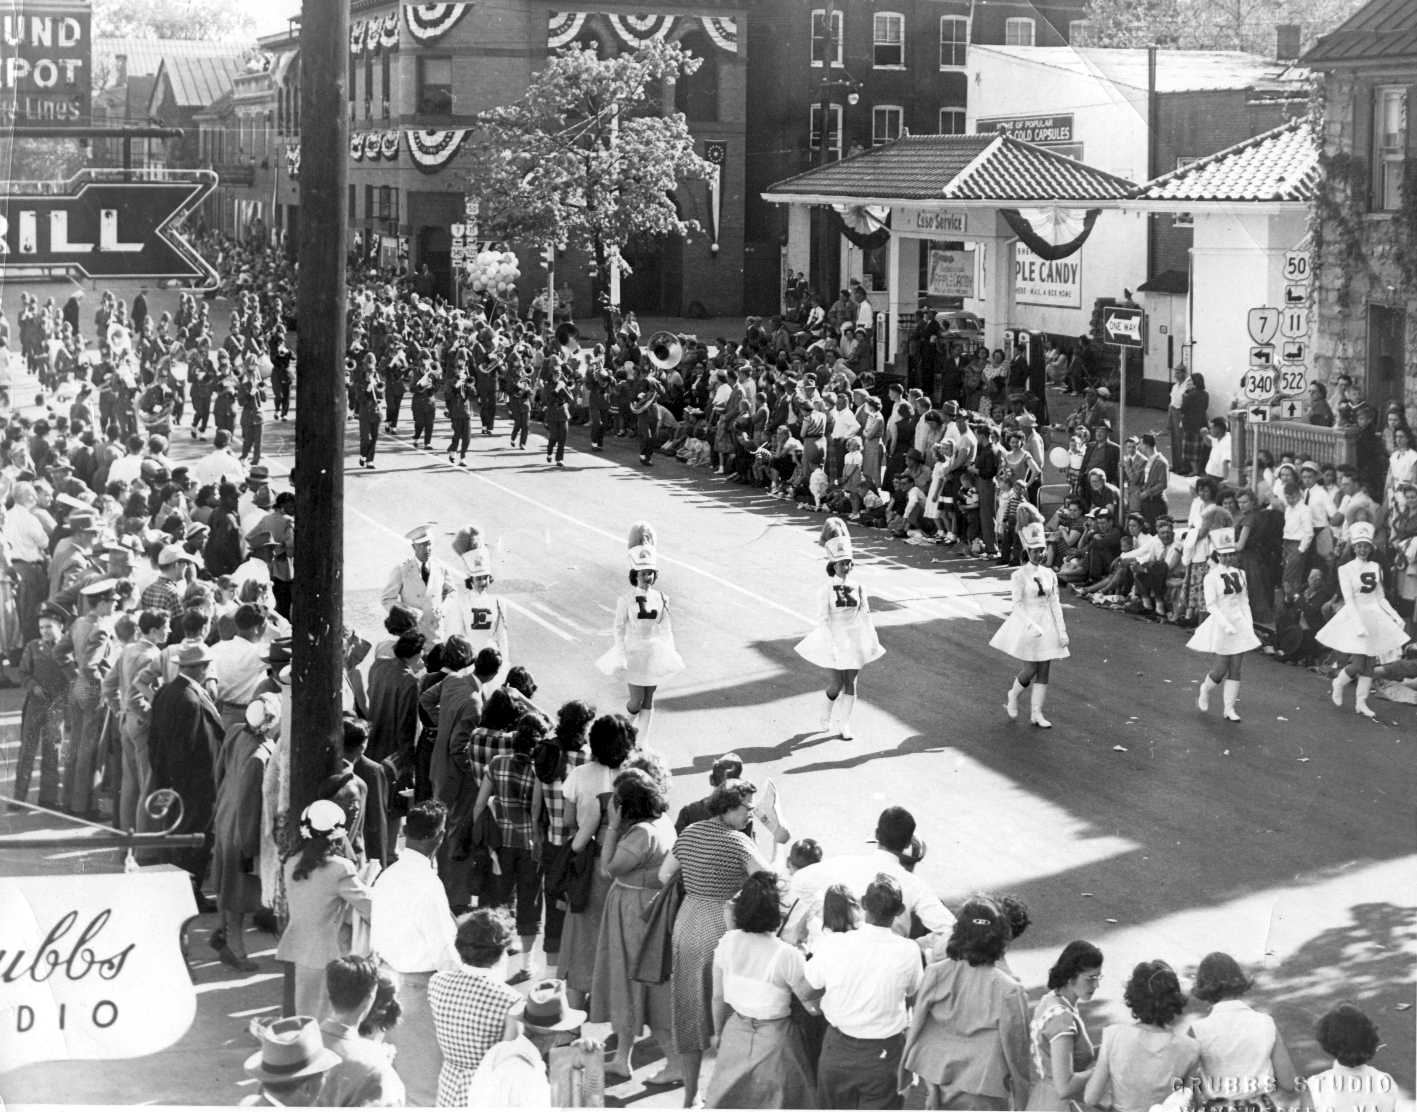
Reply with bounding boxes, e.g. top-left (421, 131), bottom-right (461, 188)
top-left (0, 867), bottom-right (198, 1071)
